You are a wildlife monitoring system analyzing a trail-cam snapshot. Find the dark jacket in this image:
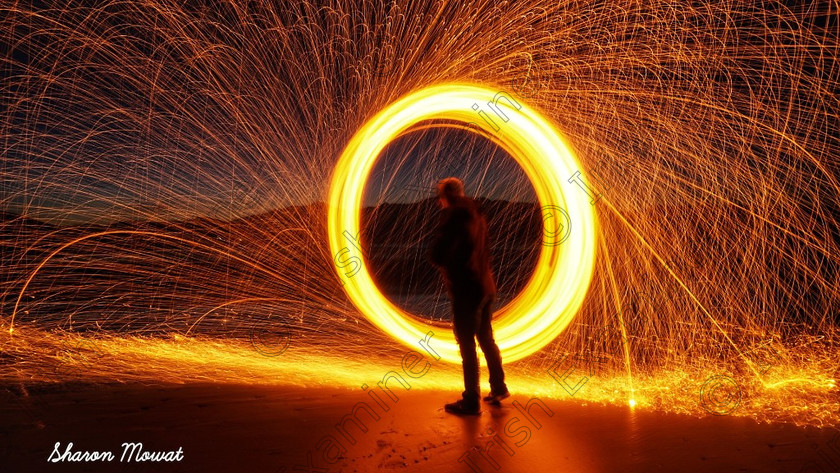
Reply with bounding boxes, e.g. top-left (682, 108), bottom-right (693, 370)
top-left (430, 196), bottom-right (497, 300)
